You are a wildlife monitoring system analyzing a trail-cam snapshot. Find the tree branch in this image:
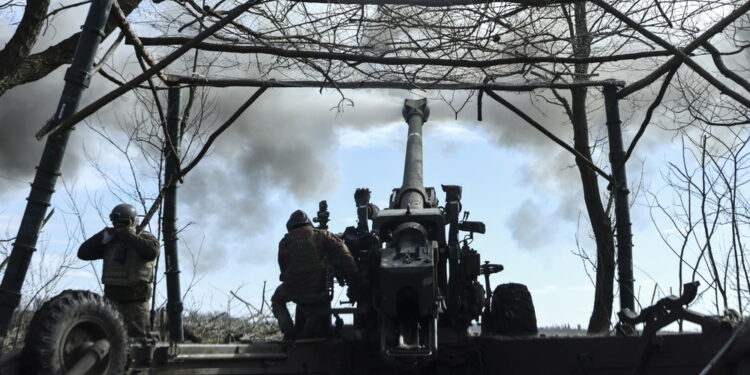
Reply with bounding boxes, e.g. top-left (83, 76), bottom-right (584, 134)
top-left (591, 0), bottom-right (750, 109)
top-left (703, 42), bottom-right (750, 95)
top-left (112, 0), bottom-right (167, 82)
top-left (483, 89), bottom-right (612, 182)
top-left (38, 0), bottom-right (263, 140)
top-left (180, 87), bottom-right (268, 177)
top-left (619, 67), bottom-right (678, 169)
top-left (617, 1), bottom-right (750, 98)
top-left (0, 0), bottom-right (50, 87)
top-left (295, 0), bottom-right (573, 6)
top-left (136, 37), bottom-right (675, 68)
top-left (0, 0), bottom-right (142, 97)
